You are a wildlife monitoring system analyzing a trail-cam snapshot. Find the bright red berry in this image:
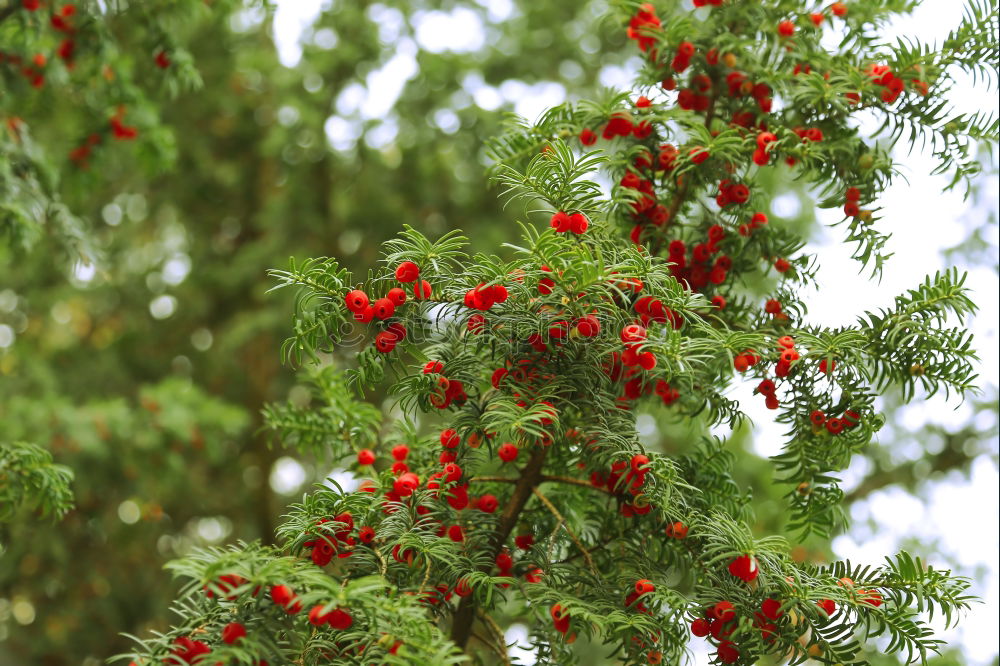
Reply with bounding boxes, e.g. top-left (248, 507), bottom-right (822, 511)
top-left (221, 621), bottom-right (246, 644)
top-left (728, 554), bottom-right (759, 582)
top-left (345, 289), bottom-right (369, 313)
top-left (498, 442), bottom-right (519, 462)
top-left (395, 261), bottom-right (420, 282)
top-left (357, 449), bottom-right (376, 465)
top-left (440, 429), bottom-right (460, 449)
